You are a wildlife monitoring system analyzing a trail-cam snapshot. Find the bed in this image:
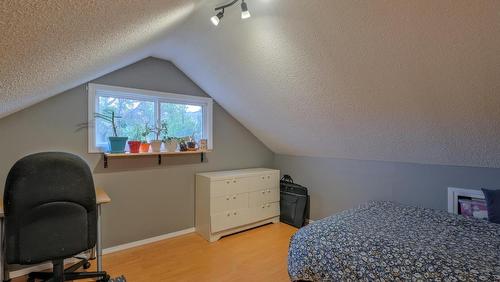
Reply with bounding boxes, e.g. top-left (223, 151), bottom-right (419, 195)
top-left (288, 201), bottom-right (500, 281)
